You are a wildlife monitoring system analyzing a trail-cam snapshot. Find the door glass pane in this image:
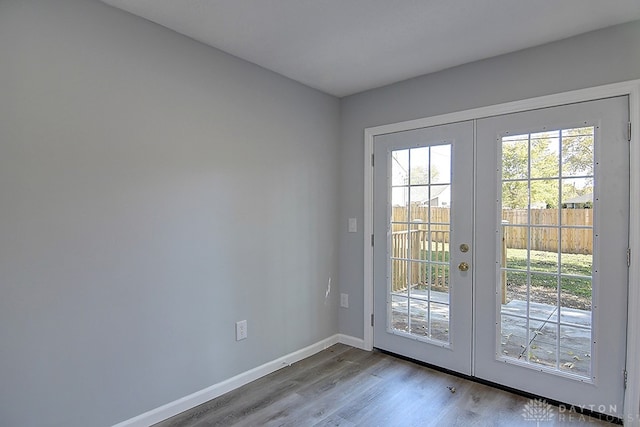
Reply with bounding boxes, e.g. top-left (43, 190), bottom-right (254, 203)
top-left (502, 135), bottom-right (528, 180)
top-left (391, 223), bottom-right (409, 259)
top-left (430, 302), bottom-right (450, 341)
top-left (407, 224), bottom-right (428, 262)
top-left (408, 260), bottom-right (428, 292)
top-left (530, 131), bottom-right (560, 179)
top-left (391, 295), bottom-right (409, 333)
top-left (529, 238), bottom-right (559, 273)
top-left (500, 314), bottom-right (527, 358)
top-left (498, 127), bottom-right (594, 379)
top-left (391, 187), bottom-right (409, 211)
top-left (530, 225), bottom-right (560, 253)
top-left (502, 181), bottom-right (528, 210)
top-left (391, 149), bottom-right (410, 186)
top-left (501, 226), bottom-right (527, 258)
top-left (560, 229), bottom-right (592, 275)
top-left (429, 228), bottom-right (450, 264)
top-left (561, 277), bottom-right (592, 312)
top-left (502, 271), bottom-right (527, 310)
top-left (409, 146), bottom-right (430, 185)
top-left (391, 259), bottom-right (408, 297)
top-left (560, 325), bottom-right (591, 377)
top-left (529, 273), bottom-right (559, 314)
top-left (410, 300), bottom-right (428, 336)
top-left (562, 178), bottom-right (593, 210)
top-left (389, 145), bottom-right (452, 343)
top-left (527, 321), bottom-right (558, 369)
top-left (409, 187), bottom-right (429, 220)
top-left (530, 180), bottom-right (559, 223)
top-left (428, 184), bottom-right (450, 209)
top-left (430, 144), bottom-right (452, 185)
top-left (430, 264), bottom-right (449, 294)
top-left (562, 127), bottom-right (594, 177)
